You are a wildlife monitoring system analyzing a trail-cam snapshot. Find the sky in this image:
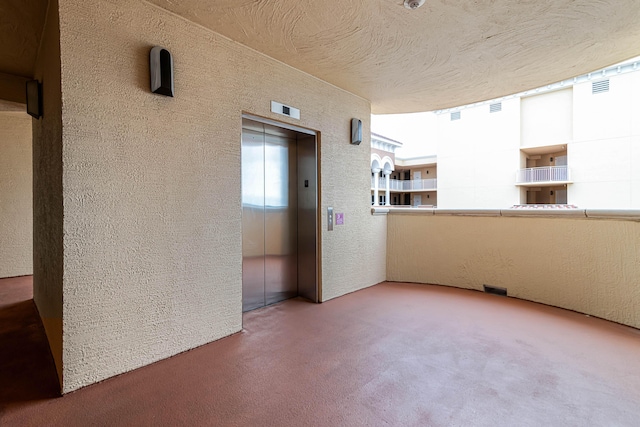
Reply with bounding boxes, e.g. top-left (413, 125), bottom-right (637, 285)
top-left (371, 112), bottom-right (438, 158)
